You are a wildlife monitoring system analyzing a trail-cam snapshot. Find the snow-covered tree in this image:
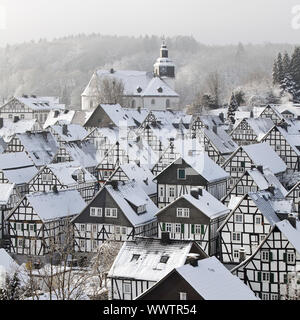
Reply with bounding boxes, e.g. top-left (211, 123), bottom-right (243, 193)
top-left (227, 93), bottom-right (238, 124)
